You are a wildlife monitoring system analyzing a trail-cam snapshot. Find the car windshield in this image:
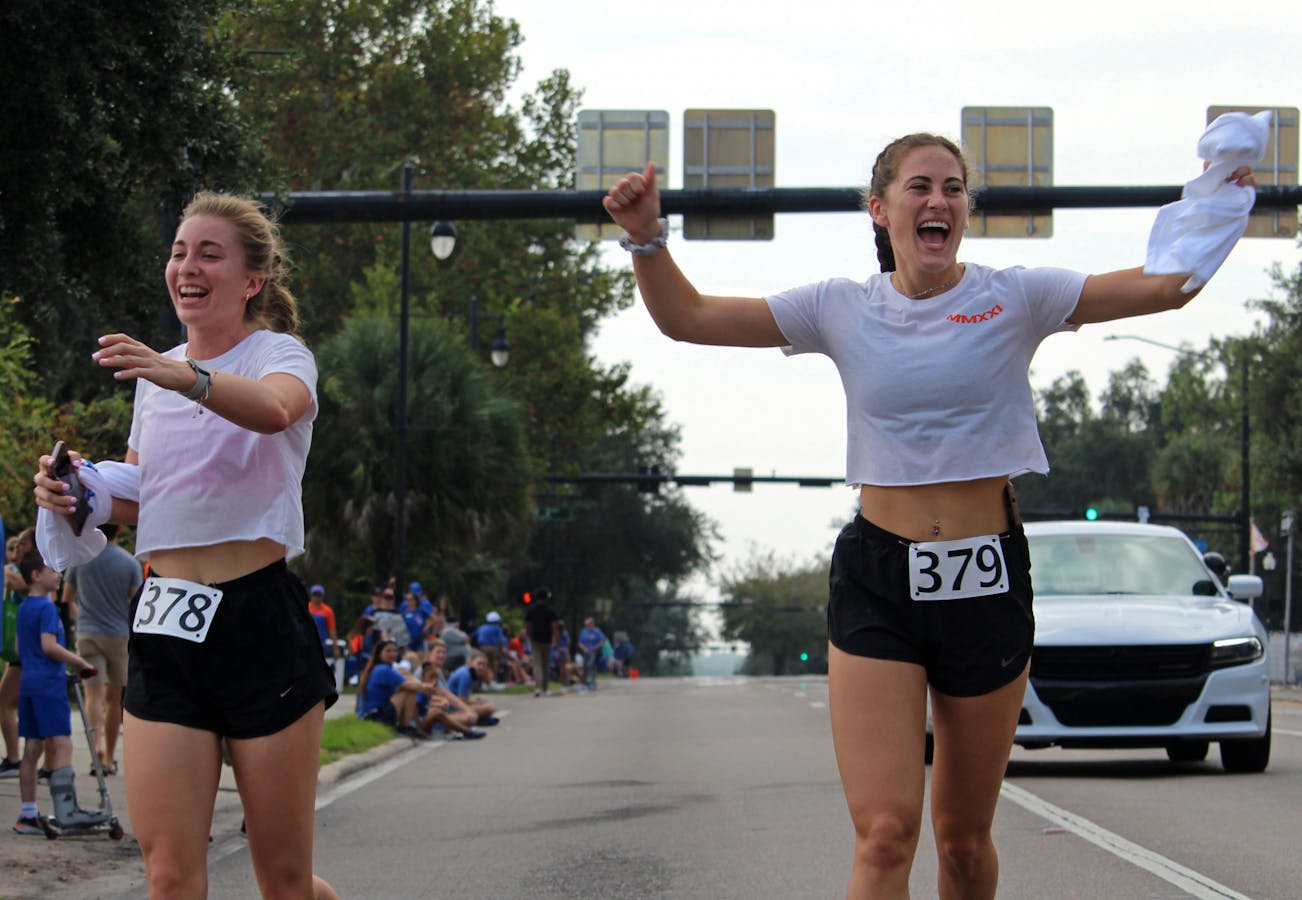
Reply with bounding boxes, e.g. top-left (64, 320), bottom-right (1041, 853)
top-left (1027, 533), bottom-right (1221, 598)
